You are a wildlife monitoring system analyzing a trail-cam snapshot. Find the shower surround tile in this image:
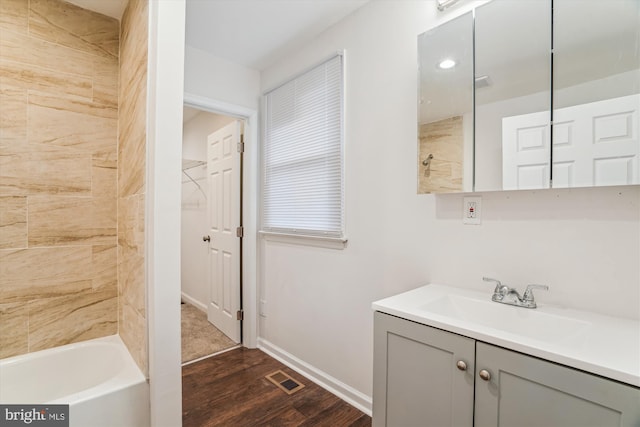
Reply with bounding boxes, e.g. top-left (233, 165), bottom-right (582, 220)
top-left (0, 59), bottom-right (93, 99)
top-left (28, 288), bottom-right (118, 352)
top-left (93, 55), bottom-right (119, 108)
top-left (0, 0), bottom-right (151, 370)
top-left (118, 0), bottom-right (149, 376)
top-left (28, 0), bottom-right (119, 59)
top-left (0, 143), bottom-right (92, 196)
top-left (92, 245), bottom-right (117, 290)
top-left (0, 196), bottom-right (27, 249)
top-left (118, 193), bottom-right (145, 333)
top-left (418, 116), bottom-right (464, 194)
top-left (0, 302), bottom-right (28, 358)
top-left (0, 28), bottom-right (94, 78)
top-left (0, 87), bottom-right (26, 142)
top-left (0, 246), bottom-right (94, 301)
top-left (92, 158), bottom-right (117, 198)
top-left (119, 301), bottom-right (147, 376)
top-left (28, 196), bottom-right (117, 246)
top-left (0, 0), bottom-right (121, 359)
top-left (28, 92), bottom-right (117, 153)
top-left (0, 0), bottom-right (27, 35)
